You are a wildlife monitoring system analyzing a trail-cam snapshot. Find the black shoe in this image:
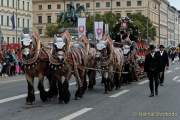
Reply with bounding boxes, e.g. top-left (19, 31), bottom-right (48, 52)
top-left (160, 83), bottom-right (164, 86)
top-left (149, 94), bottom-right (154, 97)
top-left (155, 91), bottom-right (158, 96)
